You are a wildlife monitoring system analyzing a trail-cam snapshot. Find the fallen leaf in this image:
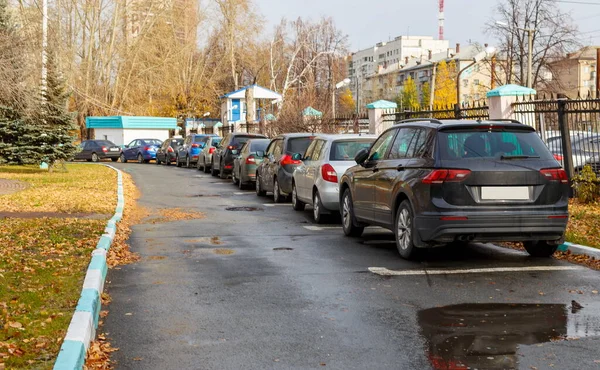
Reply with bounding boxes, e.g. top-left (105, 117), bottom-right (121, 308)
top-left (592, 290), bottom-right (598, 294)
top-left (320, 363), bottom-right (326, 367)
top-left (133, 357), bottom-right (143, 361)
top-left (125, 313), bottom-right (133, 316)
top-left (8, 322), bottom-right (23, 329)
